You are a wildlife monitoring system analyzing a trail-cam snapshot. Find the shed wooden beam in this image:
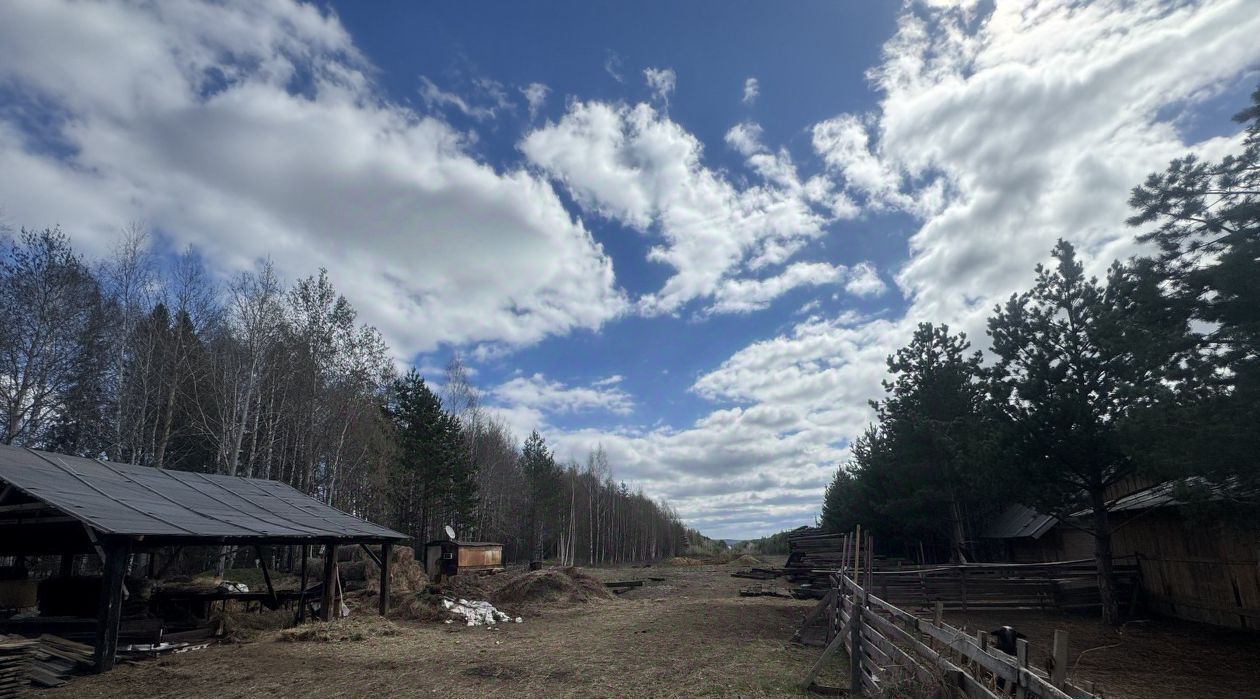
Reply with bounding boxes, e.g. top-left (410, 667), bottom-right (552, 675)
top-left (94, 537), bottom-right (131, 673)
top-left (379, 543), bottom-right (392, 616)
top-left (320, 543), bottom-right (338, 622)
